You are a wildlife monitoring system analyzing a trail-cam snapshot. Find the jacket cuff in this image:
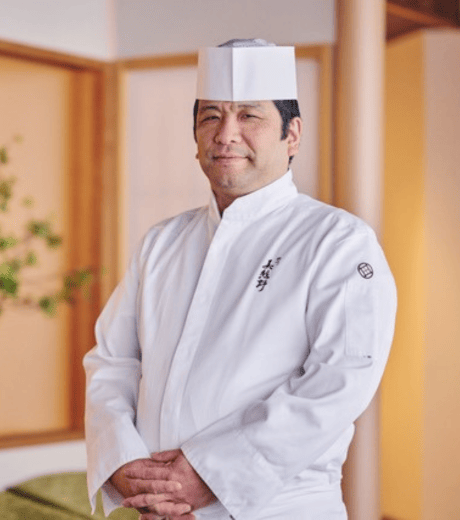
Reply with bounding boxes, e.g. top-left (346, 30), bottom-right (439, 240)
top-left (181, 419), bottom-right (281, 520)
top-left (86, 416), bottom-right (150, 513)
